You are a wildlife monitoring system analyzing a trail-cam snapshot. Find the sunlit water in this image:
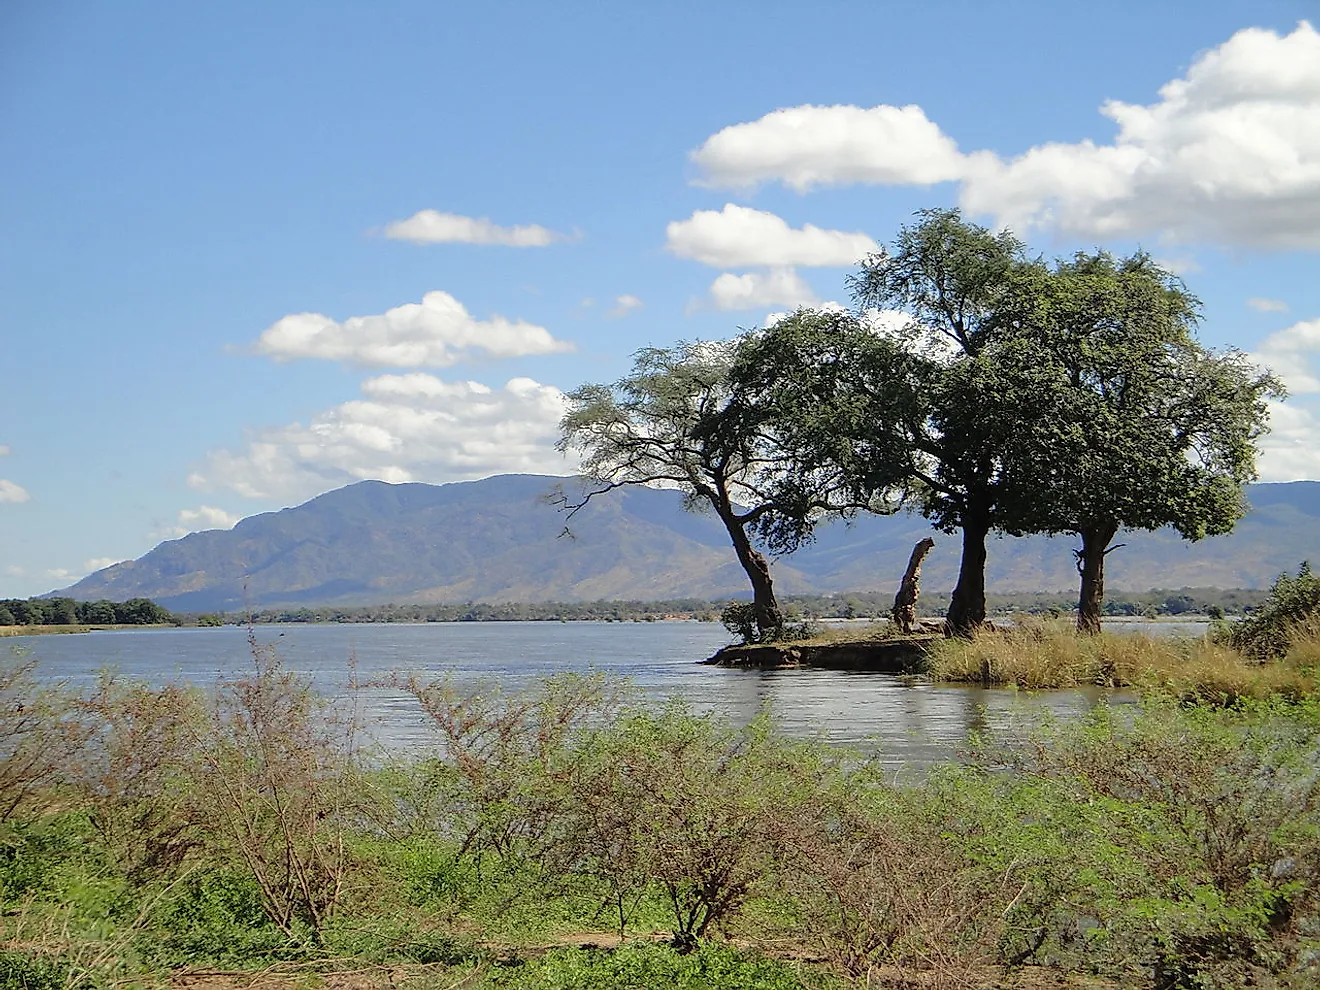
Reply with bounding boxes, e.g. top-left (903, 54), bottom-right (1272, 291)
top-left (5, 620), bottom-right (1186, 770)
